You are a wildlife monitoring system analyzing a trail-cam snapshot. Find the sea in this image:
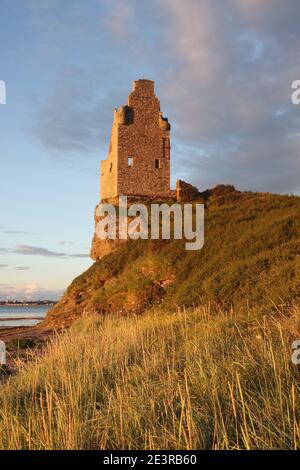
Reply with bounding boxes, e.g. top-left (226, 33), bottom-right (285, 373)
top-left (0, 306), bottom-right (49, 329)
